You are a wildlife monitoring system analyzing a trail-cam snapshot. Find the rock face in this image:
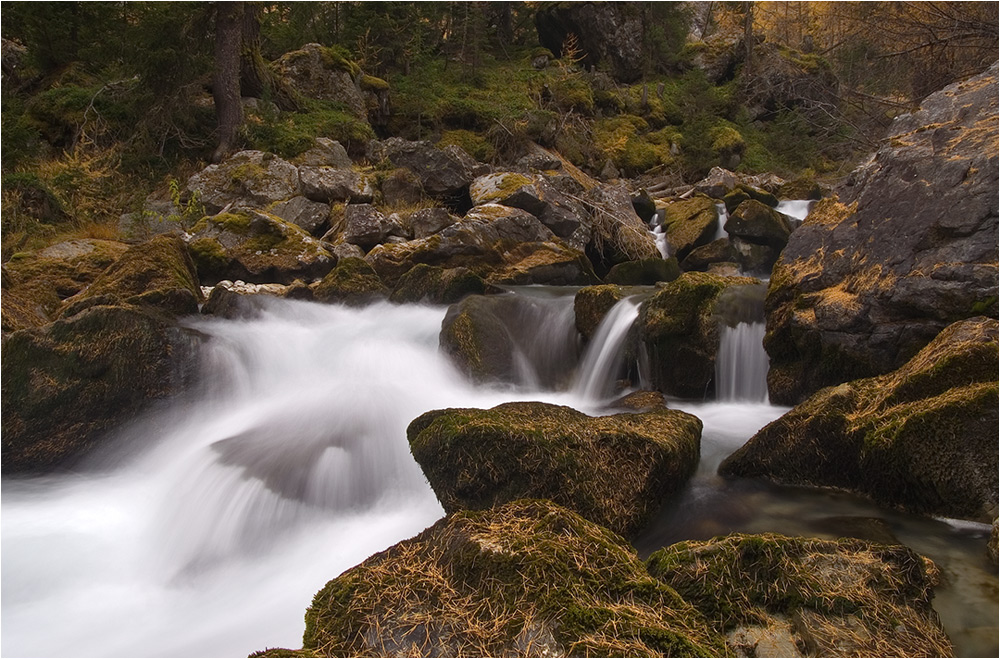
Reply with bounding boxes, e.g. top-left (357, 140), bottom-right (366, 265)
top-left (58, 235), bottom-right (202, 319)
top-left (388, 264), bottom-right (485, 305)
top-left (1, 305), bottom-right (199, 473)
top-left (648, 534), bottom-right (952, 658)
top-left (721, 317), bottom-right (999, 522)
top-left (535, 3), bottom-right (644, 83)
top-left (188, 210), bottom-right (333, 285)
top-left (640, 272), bottom-right (760, 398)
top-left (574, 284), bottom-right (633, 341)
top-left (408, 402), bottom-right (702, 537)
top-left (765, 63), bottom-right (999, 405)
top-left (259, 500), bottom-right (725, 658)
top-left (186, 150), bottom-right (299, 214)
